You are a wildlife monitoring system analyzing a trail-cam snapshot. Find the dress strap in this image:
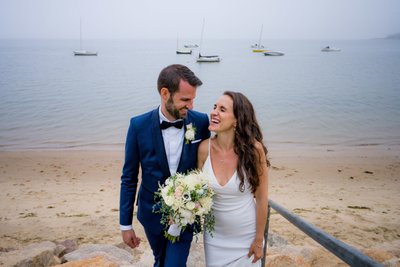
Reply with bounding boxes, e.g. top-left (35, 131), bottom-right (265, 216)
top-left (207, 138), bottom-right (211, 157)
